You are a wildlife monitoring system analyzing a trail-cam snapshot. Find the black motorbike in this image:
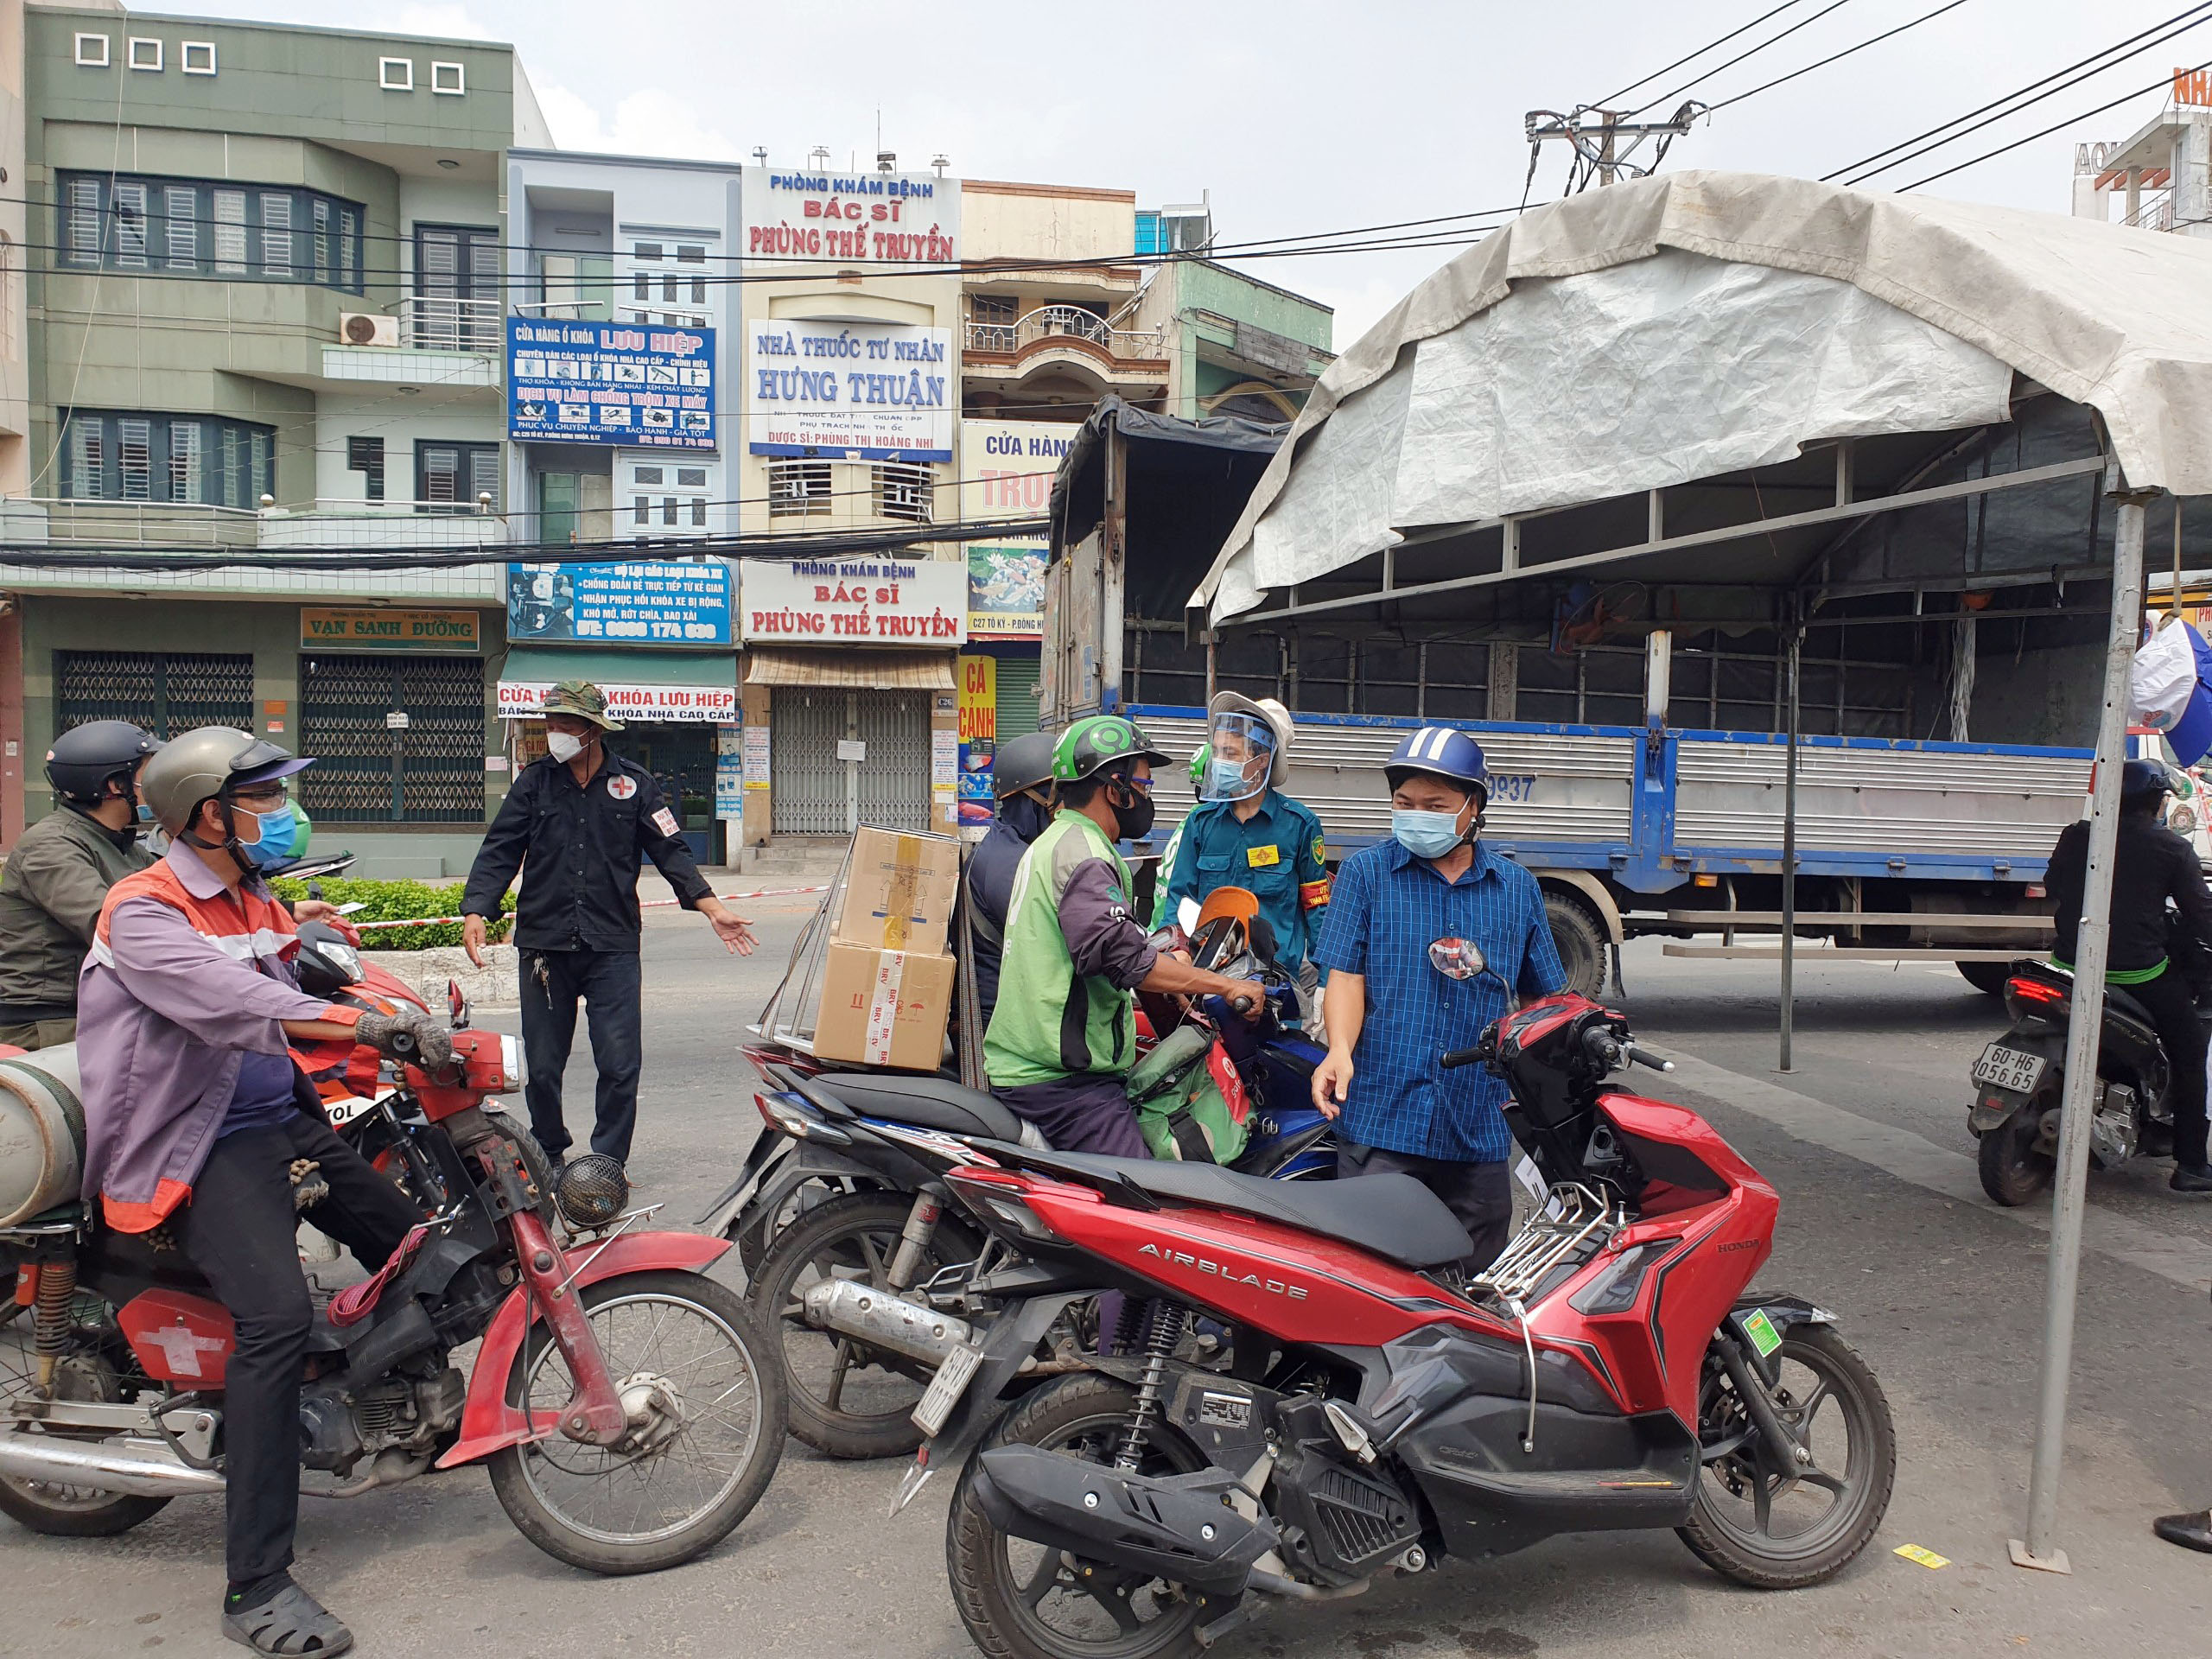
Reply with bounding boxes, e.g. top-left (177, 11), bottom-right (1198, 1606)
top-left (1967, 956), bottom-right (2203, 1205)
